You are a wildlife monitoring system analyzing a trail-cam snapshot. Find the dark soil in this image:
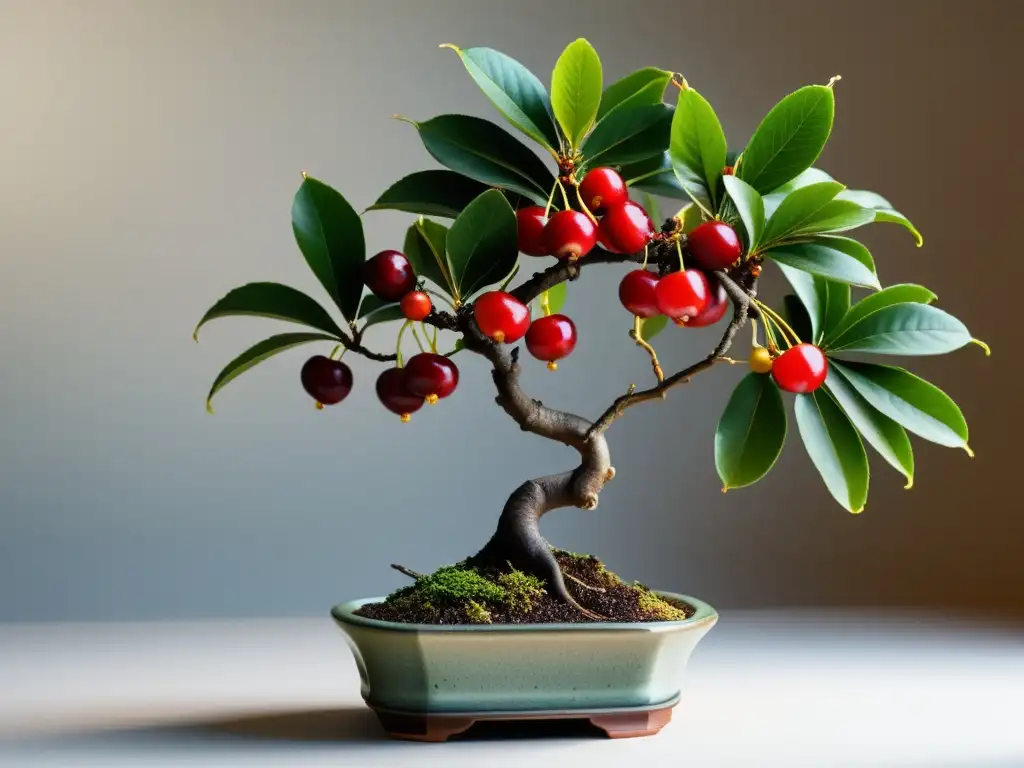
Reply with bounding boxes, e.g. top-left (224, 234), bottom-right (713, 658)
top-left (355, 550), bottom-right (696, 625)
